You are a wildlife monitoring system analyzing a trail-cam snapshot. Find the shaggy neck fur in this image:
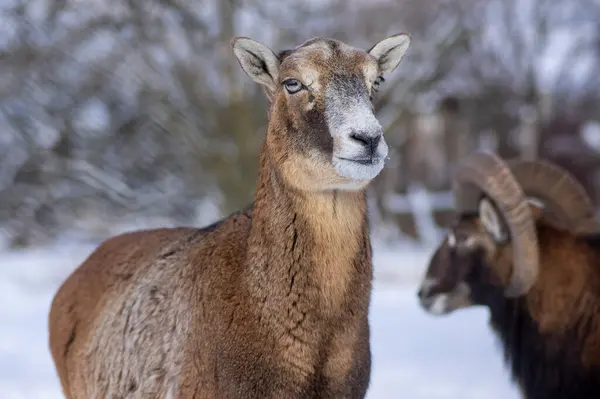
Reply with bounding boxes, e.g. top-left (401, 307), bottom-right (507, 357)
top-left (470, 225), bottom-right (600, 399)
top-left (245, 141), bottom-right (371, 319)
